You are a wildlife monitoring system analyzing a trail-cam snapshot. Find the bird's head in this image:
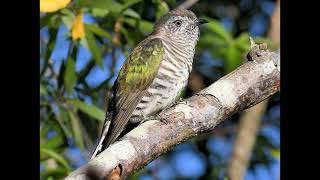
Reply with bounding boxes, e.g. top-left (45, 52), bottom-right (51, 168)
top-left (153, 9), bottom-right (207, 44)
